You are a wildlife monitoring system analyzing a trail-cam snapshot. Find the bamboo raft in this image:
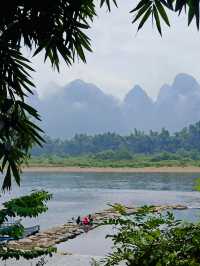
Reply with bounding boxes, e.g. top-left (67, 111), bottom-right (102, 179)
top-left (7, 204), bottom-right (188, 251)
